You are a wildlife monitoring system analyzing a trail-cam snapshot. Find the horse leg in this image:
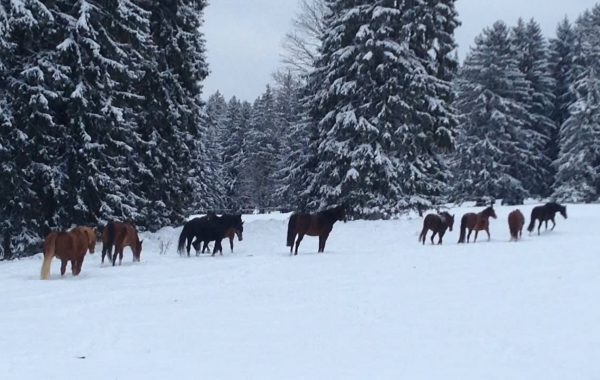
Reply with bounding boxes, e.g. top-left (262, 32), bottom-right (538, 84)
top-left (229, 236), bottom-right (234, 253)
top-left (467, 228), bottom-right (472, 243)
top-left (551, 217), bottom-right (556, 230)
top-left (294, 234), bottom-right (304, 255)
top-left (473, 229), bottom-right (479, 243)
top-left (319, 233), bottom-right (329, 252)
top-left (430, 231), bottom-right (436, 245)
top-left (60, 259), bottom-right (68, 277)
top-left (186, 238), bottom-right (192, 257)
top-left (112, 246), bottom-right (118, 266)
top-left (119, 248), bottom-right (124, 265)
top-left (537, 220), bottom-right (542, 235)
top-left (438, 231), bottom-right (444, 245)
top-left (77, 256), bottom-right (85, 275)
top-left (545, 219), bottom-right (548, 230)
top-left (486, 227), bottom-right (490, 241)
top-left (70, 259), bottom-right (77, 276)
